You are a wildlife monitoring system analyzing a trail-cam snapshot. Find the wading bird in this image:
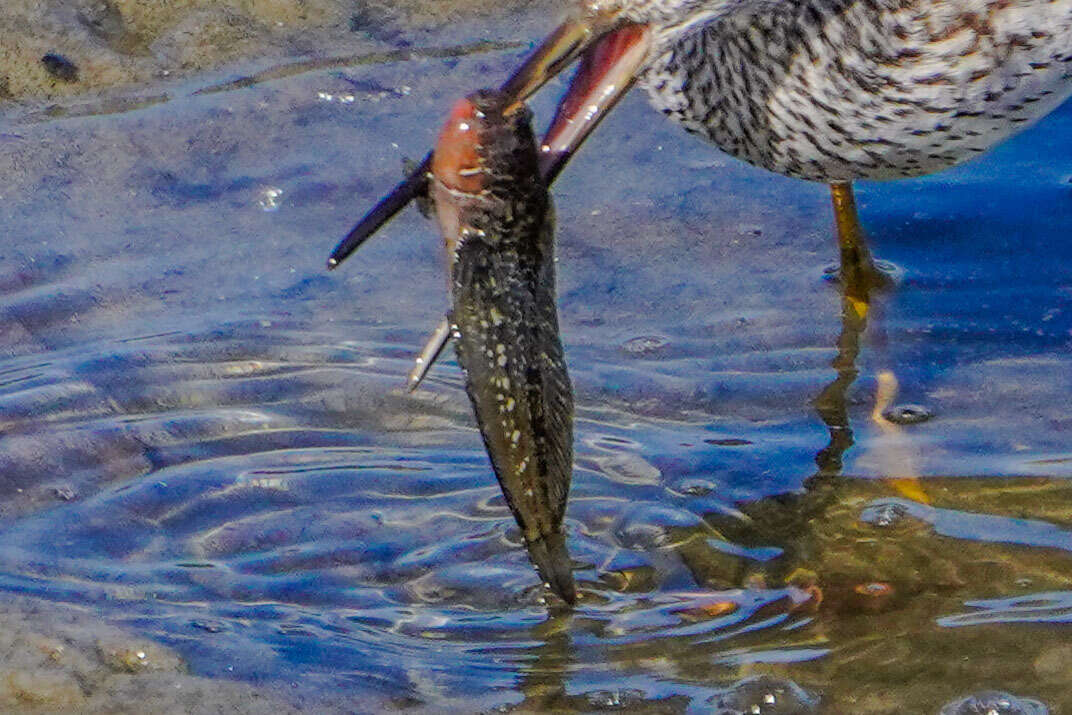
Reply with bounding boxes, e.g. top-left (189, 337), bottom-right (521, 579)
top-left (330, 0), bottom-right (1072, 289)
top-left (327, 0), bottom-right (1072, 602)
